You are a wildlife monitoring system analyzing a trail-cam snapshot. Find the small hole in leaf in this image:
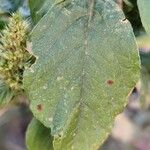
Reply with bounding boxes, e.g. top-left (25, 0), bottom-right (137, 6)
top-left (107, 80), bottom-right (114, 85)
top-left (36, 104), bottom-right (43, 111)
top-left (122, 18), bottom-right (127, 21)
top-left (121, 18), bottom-right (128, 23)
